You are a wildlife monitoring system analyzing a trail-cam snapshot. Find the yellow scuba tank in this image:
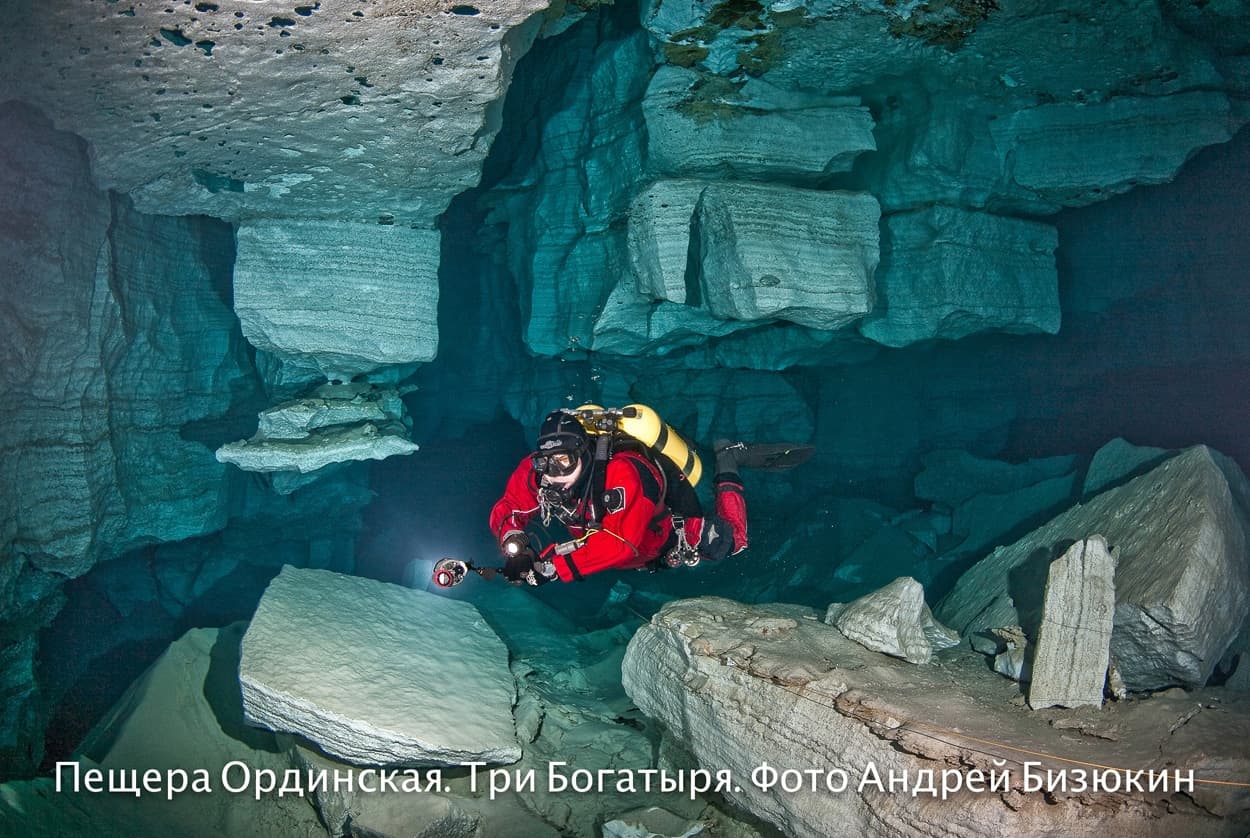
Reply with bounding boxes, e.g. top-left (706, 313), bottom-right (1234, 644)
top-left (573, 404), bottom-right (702, 487)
